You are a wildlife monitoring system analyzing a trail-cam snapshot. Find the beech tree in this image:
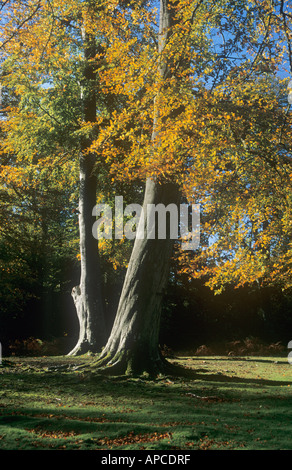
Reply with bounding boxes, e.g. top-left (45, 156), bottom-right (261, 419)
top-left (69, 16), bottom-right (106, 355)
top-left (92, 0), bottom-right (183, 375)
top-left (1, 0), bottom-right (292, 375)
top-left (90, 0), bottom-right (292, 374)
